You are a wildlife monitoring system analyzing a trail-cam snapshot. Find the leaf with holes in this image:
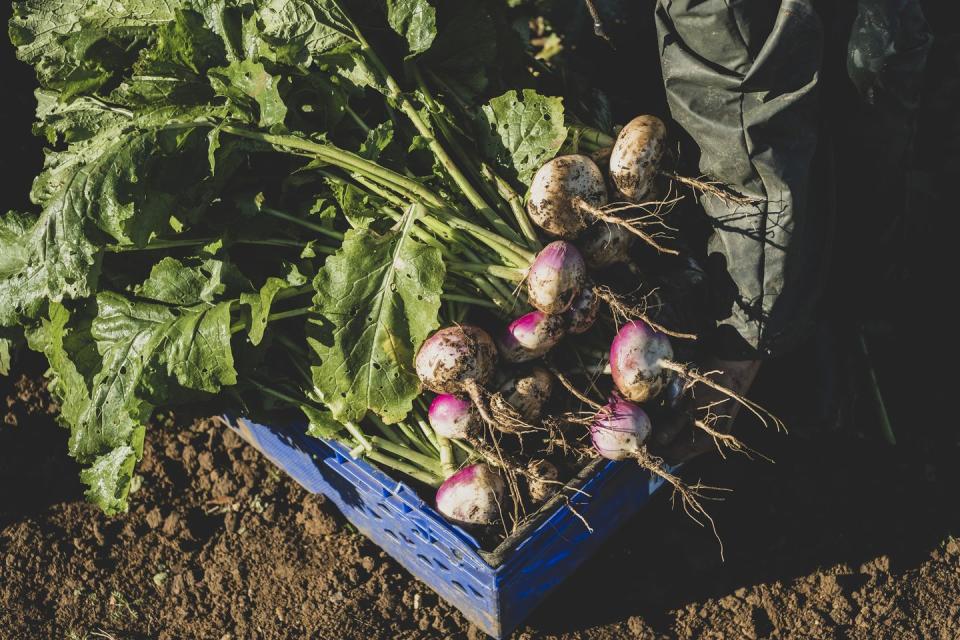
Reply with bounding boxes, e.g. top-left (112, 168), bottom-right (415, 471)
top-left (481, 89), bottom-right (567, 186)
top-left (308, 206), bottom-right (444, 424)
